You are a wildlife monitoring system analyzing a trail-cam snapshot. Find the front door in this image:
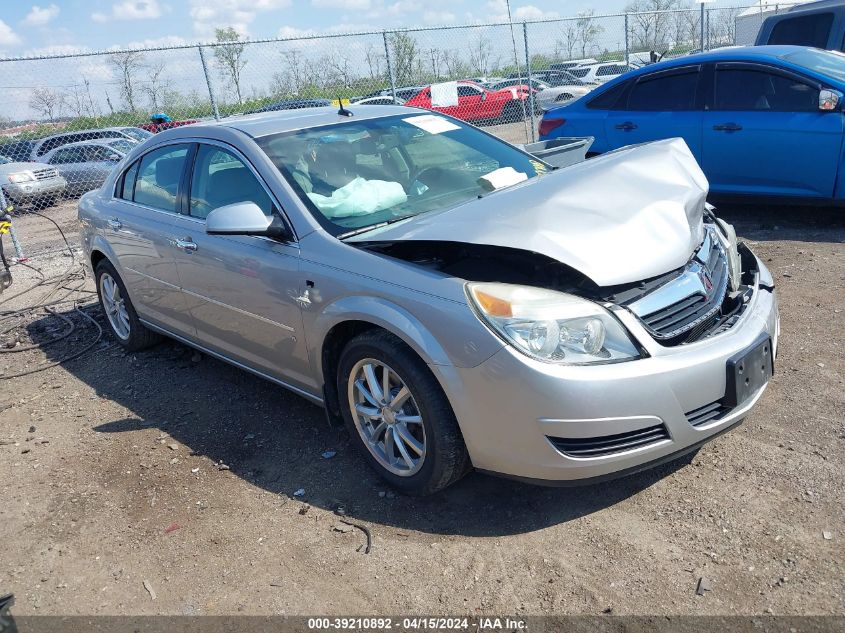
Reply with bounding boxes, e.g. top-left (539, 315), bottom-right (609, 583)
top-left (168, 143), bottom-right (314, 392)
top-left (702, 62), bottom-right (844, 197)
top-left (604, 65), bottom-right (705, 160)
top-left (105, 143), bottom-right (194, 335)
